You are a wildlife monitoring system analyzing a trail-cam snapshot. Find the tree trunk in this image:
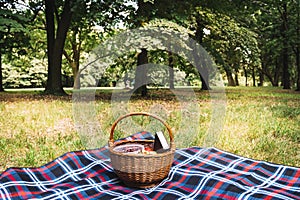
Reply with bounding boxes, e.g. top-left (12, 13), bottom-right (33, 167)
top-left (252, 67), bottom-right (256, 87)
top-left (281, 3), bottom-right (291, 89)
top-left (259, 55), bottom-right (266, 87)
top-left (243, 66), bottom-right (248, 86)
top-left (0, 52), bottom-right (3, 92)
top-left (45, 0), bottom-right (72, 95)
top-left (194, 18), bottom-right (210, 90)
top-left (72, 62), bottom-right (80, 89)
top-left (198, 58), bottom-right (210, 91)
top-left (273, 60), bottom-right (280, 86)
top-left (45, 0), bottom-right (55, 93)
top-left (168, 51), bottom-right (174, 89)
top-left (258, 70), bottom-right (264, 86)
top-left (191, 46), bottom-right (211, 90)
top-left (134, 48), bottom-right (148, 96)
top-left (190, 37), bottom-right (211, 90)
top-left (296, 48), bottom-right (300, 91)
top-left (234, 69), bottom-right (239, 86)
top-left (73, 43), bottom-right (80, 89)
top-left (199, 69), bottom-right (211, 90)
top-left (260, 55), bottom-right (277, 86)
top-left (282, 46), bottom-right (290, 89)
top-left (63, 39), bottom-right (80, 89)
top-left (70, 30), bottom-right (81, 89)
top-left (224, 66), bottom-right (235, 86)
top-left (296, 0), bottom-right (300, 91)
top-left (282, 54), bottom-right (290, 89)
